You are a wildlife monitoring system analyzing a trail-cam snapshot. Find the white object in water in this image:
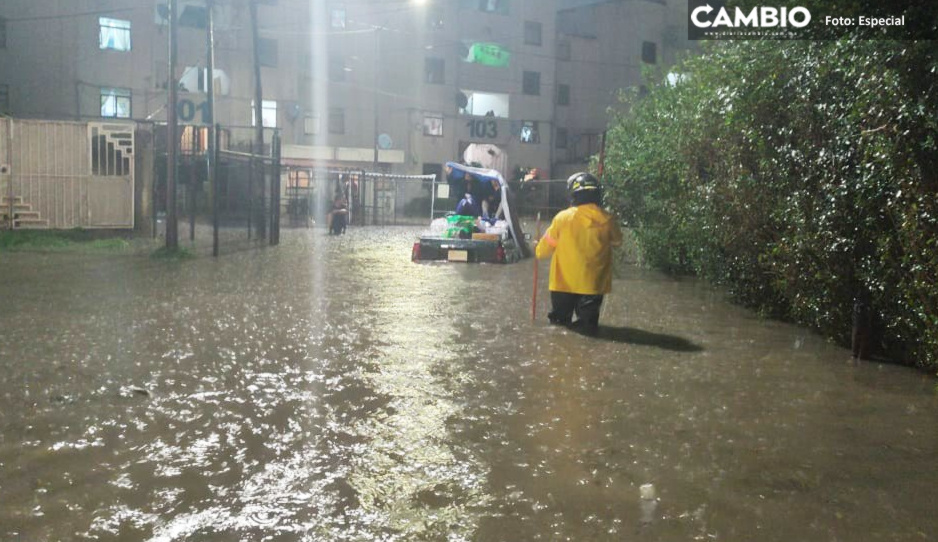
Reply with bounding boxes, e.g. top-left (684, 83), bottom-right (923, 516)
top-left (640, 483), bottom-right (656, 501)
